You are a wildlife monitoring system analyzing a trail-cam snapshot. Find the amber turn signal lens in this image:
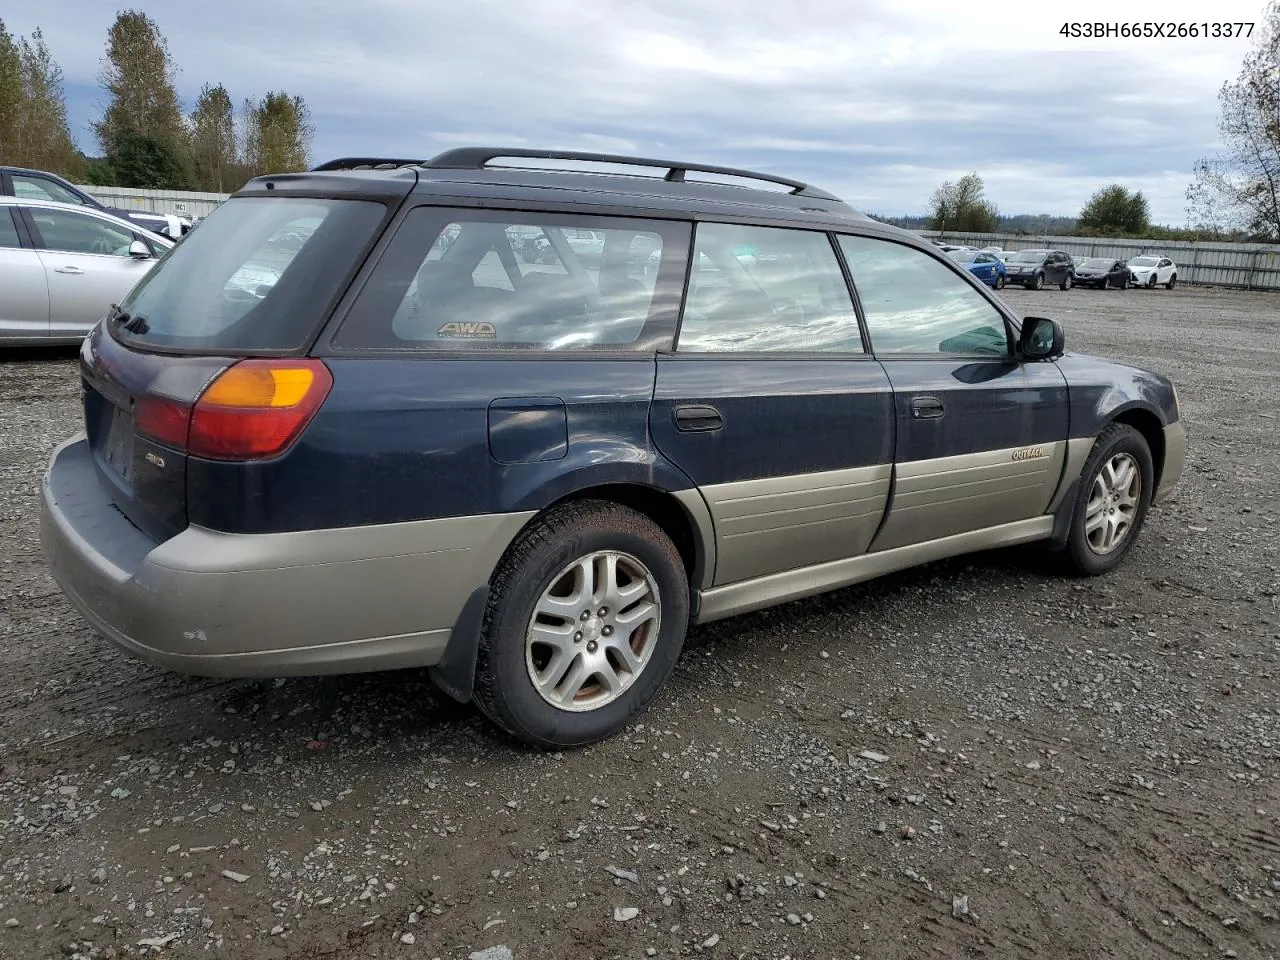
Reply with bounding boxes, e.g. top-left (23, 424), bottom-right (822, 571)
top-left (199, 364), bottom-right (317, 408)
